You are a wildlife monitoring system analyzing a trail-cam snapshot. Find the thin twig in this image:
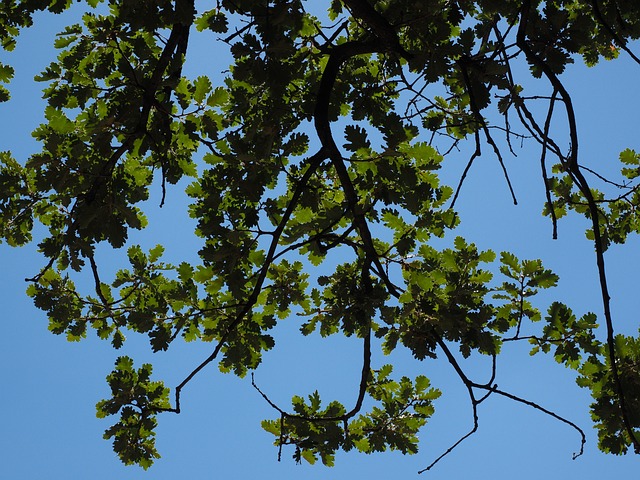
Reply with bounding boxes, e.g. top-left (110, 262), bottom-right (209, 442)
top-left (540, 89), bottom-right (559, 239)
